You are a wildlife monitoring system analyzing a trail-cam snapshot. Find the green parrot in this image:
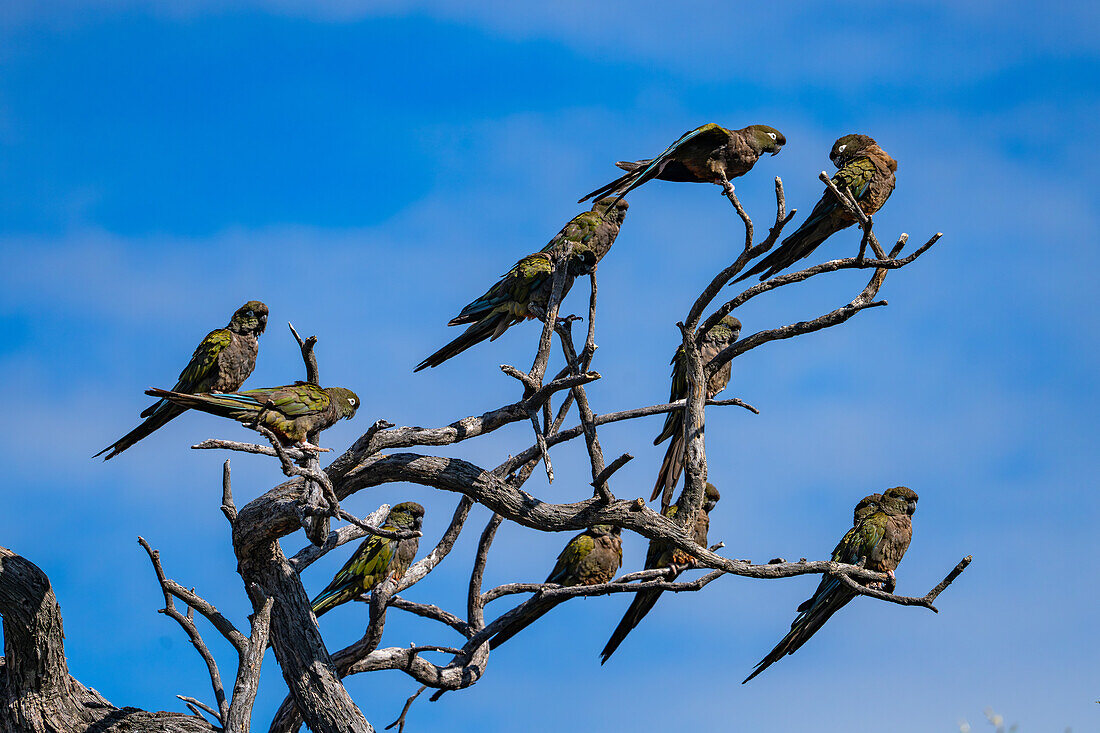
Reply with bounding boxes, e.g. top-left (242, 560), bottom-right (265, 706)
top-left (579, 123), bottom-right (785, 207)
top-left (651, 316), bottom-right (741, 511)
top-left (145, 382), bottom-right (359, 449)
top-left (415, 198), bottom-right (628, 371)
top-left (489, 525), bottom-right (623, 649)
top-left (600, 483), bottom-right (720, 664)
top-left (96, 301), bottom-right (268, 459)
top-left (737, 134), bottom-right (897, 282)
top-left (311, 502), bottom-right (425, 617)
top-left (742, 486), bottom-right (918, 683)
